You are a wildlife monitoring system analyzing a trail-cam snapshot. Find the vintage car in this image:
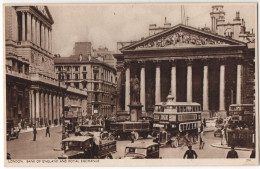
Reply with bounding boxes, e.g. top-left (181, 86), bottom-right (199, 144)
top-left (121, 142), bottom-right (160, 159)
top-left (6, 120), bottom-right (20, 141)
top-left (58, 136), bottom-right (116, 159)
top-left (76, 125), bottom-right (110, 139)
